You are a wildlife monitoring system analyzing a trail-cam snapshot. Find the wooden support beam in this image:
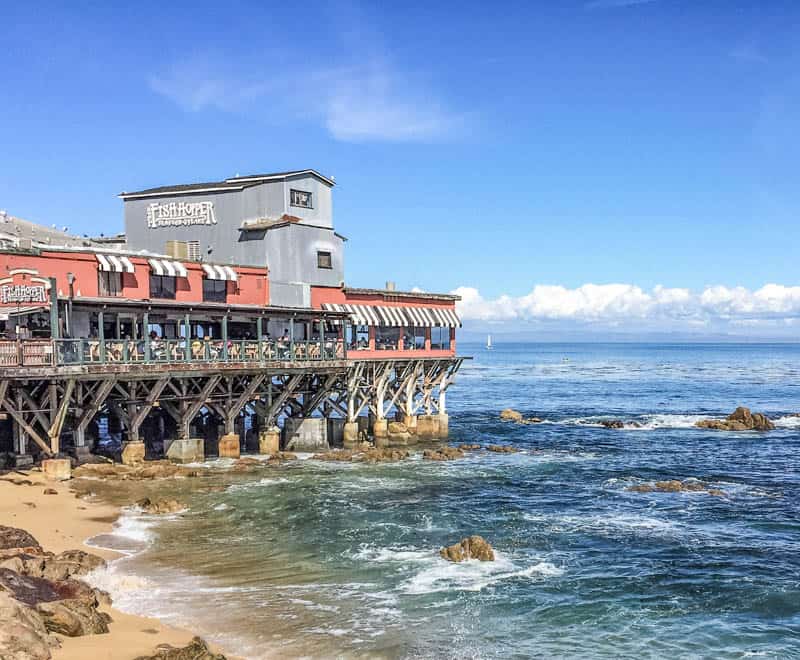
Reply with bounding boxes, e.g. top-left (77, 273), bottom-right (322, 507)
top-left (179, 375), bottom-right (221, 439)
top-left (226, 374), bottom-right (266, 424)
top-left (0, 383), bottom-right (52, 456)
top-left (128, 377), bottom-right (170, 439)
top-left (18, 389), bottom-right (51, 435)
top-left (301, 373), bottom-right (338, 416)
top-left (76, 379), bottom-right (116, 432)
top-left (264, 373), bottom-right (303, 424)
top-left (47, 379), bottom-right (74, 454)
